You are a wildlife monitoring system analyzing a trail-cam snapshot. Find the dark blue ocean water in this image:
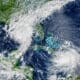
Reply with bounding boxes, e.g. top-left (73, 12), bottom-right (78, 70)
top-left (41, 0), bottom-right (80, 47)
top-left (0, 22), bottom-right (20, 57)
top-left (23, 49), bottom-right (51, 80)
